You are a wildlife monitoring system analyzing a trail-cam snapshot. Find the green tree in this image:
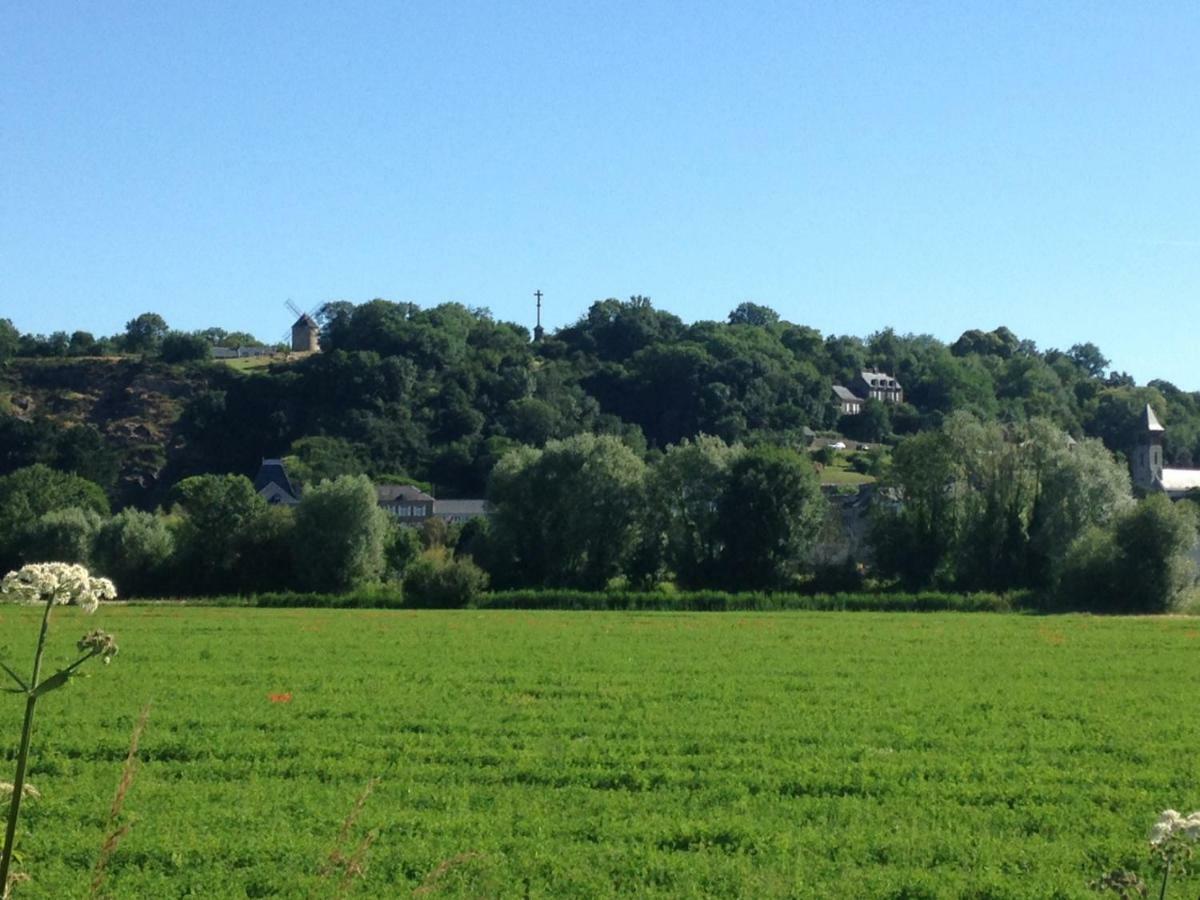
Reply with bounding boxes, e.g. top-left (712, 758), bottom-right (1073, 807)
top-left (230, 505), bottom-right (297, 594)
top-left (841, 398), bottom-right (892, 443)
top-left (0, 319), bottom-right (18, 360)
top-left (1059, 495), bottom-right (1195, 612)
top-left (642, 435), bottom-right (744, 588)
top-left (292, 474), bottom-right (389, 592)
top-left (283, 436), bottom-right (367, 490)
top-left (171, 474), bottom-right (267, 592)
top-left (123, 312), bottom-right (169, 354)
top-left (384, 524), bottom-right (422, 580)
top-left (728, 302), bottom-right (780, 327)
top-left (873, 414), bottom-right (1134, 593)
top-left (91, 509), bottom-right (176, 597)
top-left (487, 434), bottom-right (647, 588)
top-left (714, 445), bottom-right (825, 589)
top-left (402, 548), bottom-right (488, 607)
top-left (1025, 422), bottom-right (1133, 587)
top-left (160, 331), bottom-right (212, 363)
top-left (1067, 342), bottom-right (1109, 379)
top-left (15, 508), bottom-right (102, 565)
top-left (0, 465), bottom-right (110, 571)
top-left (871, 429), bottom-right (964, 588)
